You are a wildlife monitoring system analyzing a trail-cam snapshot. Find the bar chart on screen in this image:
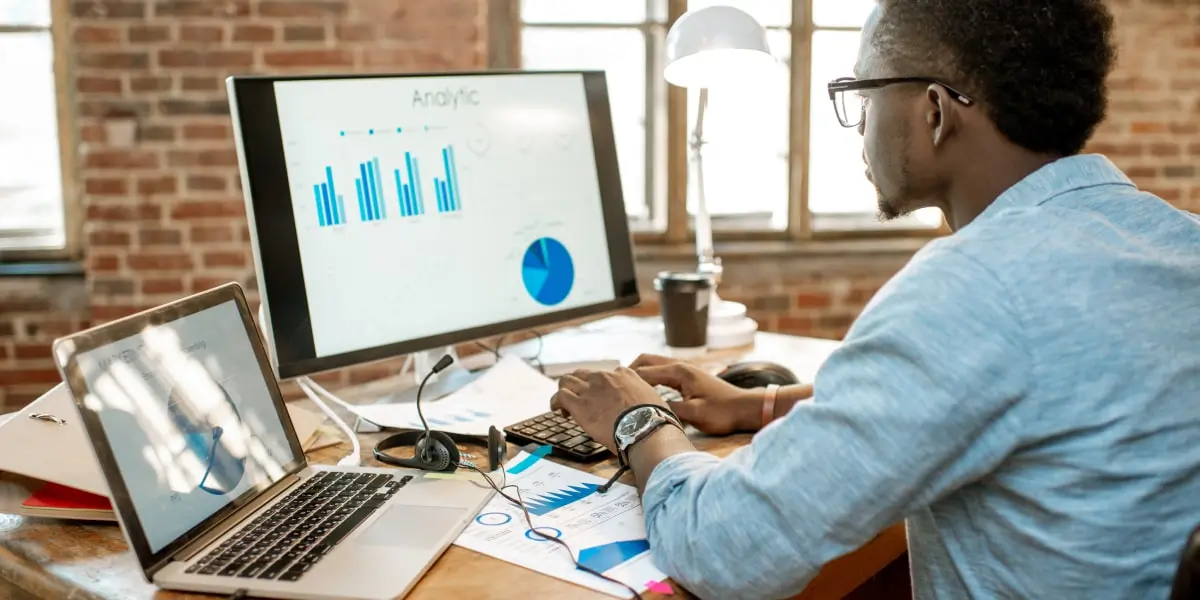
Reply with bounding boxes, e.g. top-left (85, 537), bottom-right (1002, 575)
top-left (305, 140), bottom-right (464, 228)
